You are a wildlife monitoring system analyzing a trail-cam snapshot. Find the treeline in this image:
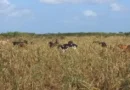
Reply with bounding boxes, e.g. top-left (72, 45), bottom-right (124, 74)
top-left (0, 31), bottom-right (130, 37)
top-left (0, 32), bottom-right (36, 37)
